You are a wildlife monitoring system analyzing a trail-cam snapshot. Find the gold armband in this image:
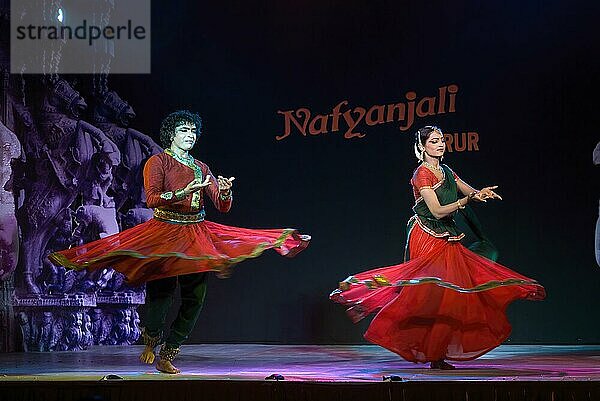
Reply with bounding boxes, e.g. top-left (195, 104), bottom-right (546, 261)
top-left (159, 191), bottom-right (173, 200)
